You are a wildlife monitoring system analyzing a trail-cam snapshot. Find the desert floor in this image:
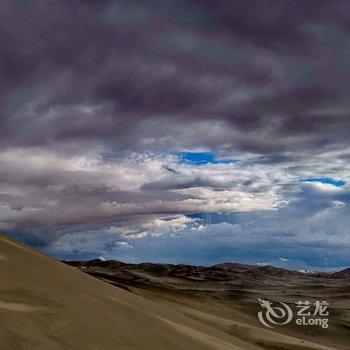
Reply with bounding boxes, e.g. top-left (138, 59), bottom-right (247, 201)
top-left (0, 234), bottom-right (349, 350)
